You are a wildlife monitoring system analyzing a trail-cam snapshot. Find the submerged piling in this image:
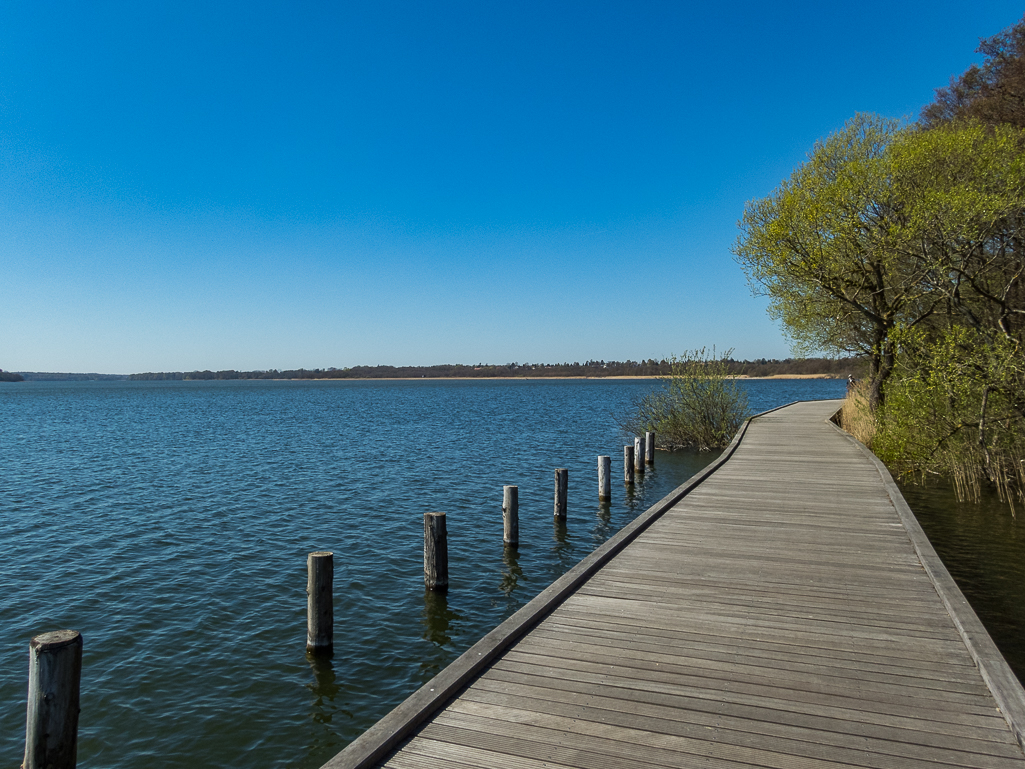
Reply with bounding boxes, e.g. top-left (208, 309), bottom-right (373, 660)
top-left (503, 485), bottom-right (519, 547)
top-left (23, 629), bottom-right (82, 769)
top-left (624, 445), bottom-right (634, 484)
top-left (598, 455), bottom-right (611, 500)
top-left (424, 512), bottom-right (449, 591)
top-left (634, 436), bottom-right (645, 474)
top-left (646, 431), bottom-right (655, 465)
top-left (554, 468), bottom-right (568, 520)
top-left (306, 551), bottom-right (334, 653)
